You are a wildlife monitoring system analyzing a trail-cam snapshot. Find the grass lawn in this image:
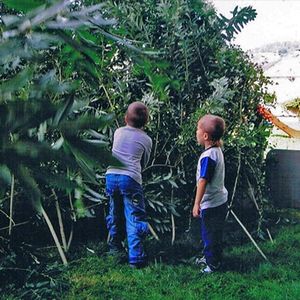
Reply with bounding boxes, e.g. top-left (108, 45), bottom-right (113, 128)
top-left (60, 223), bottom-right (300, 300)
top-left (2, 211), bottom-right (300, 300)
